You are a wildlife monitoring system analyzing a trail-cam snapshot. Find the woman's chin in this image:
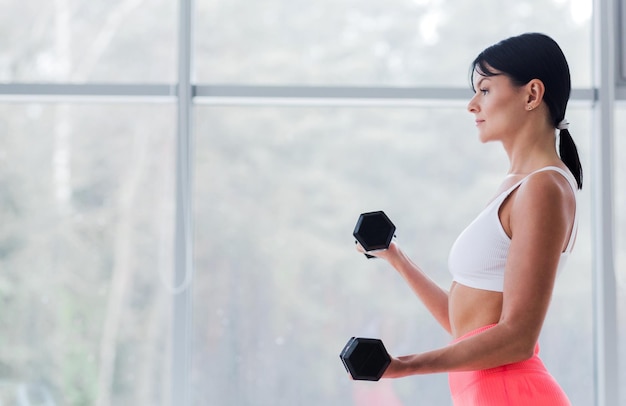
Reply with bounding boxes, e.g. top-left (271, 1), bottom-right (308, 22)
top-left (477, 133), bottom-right (491, 144)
